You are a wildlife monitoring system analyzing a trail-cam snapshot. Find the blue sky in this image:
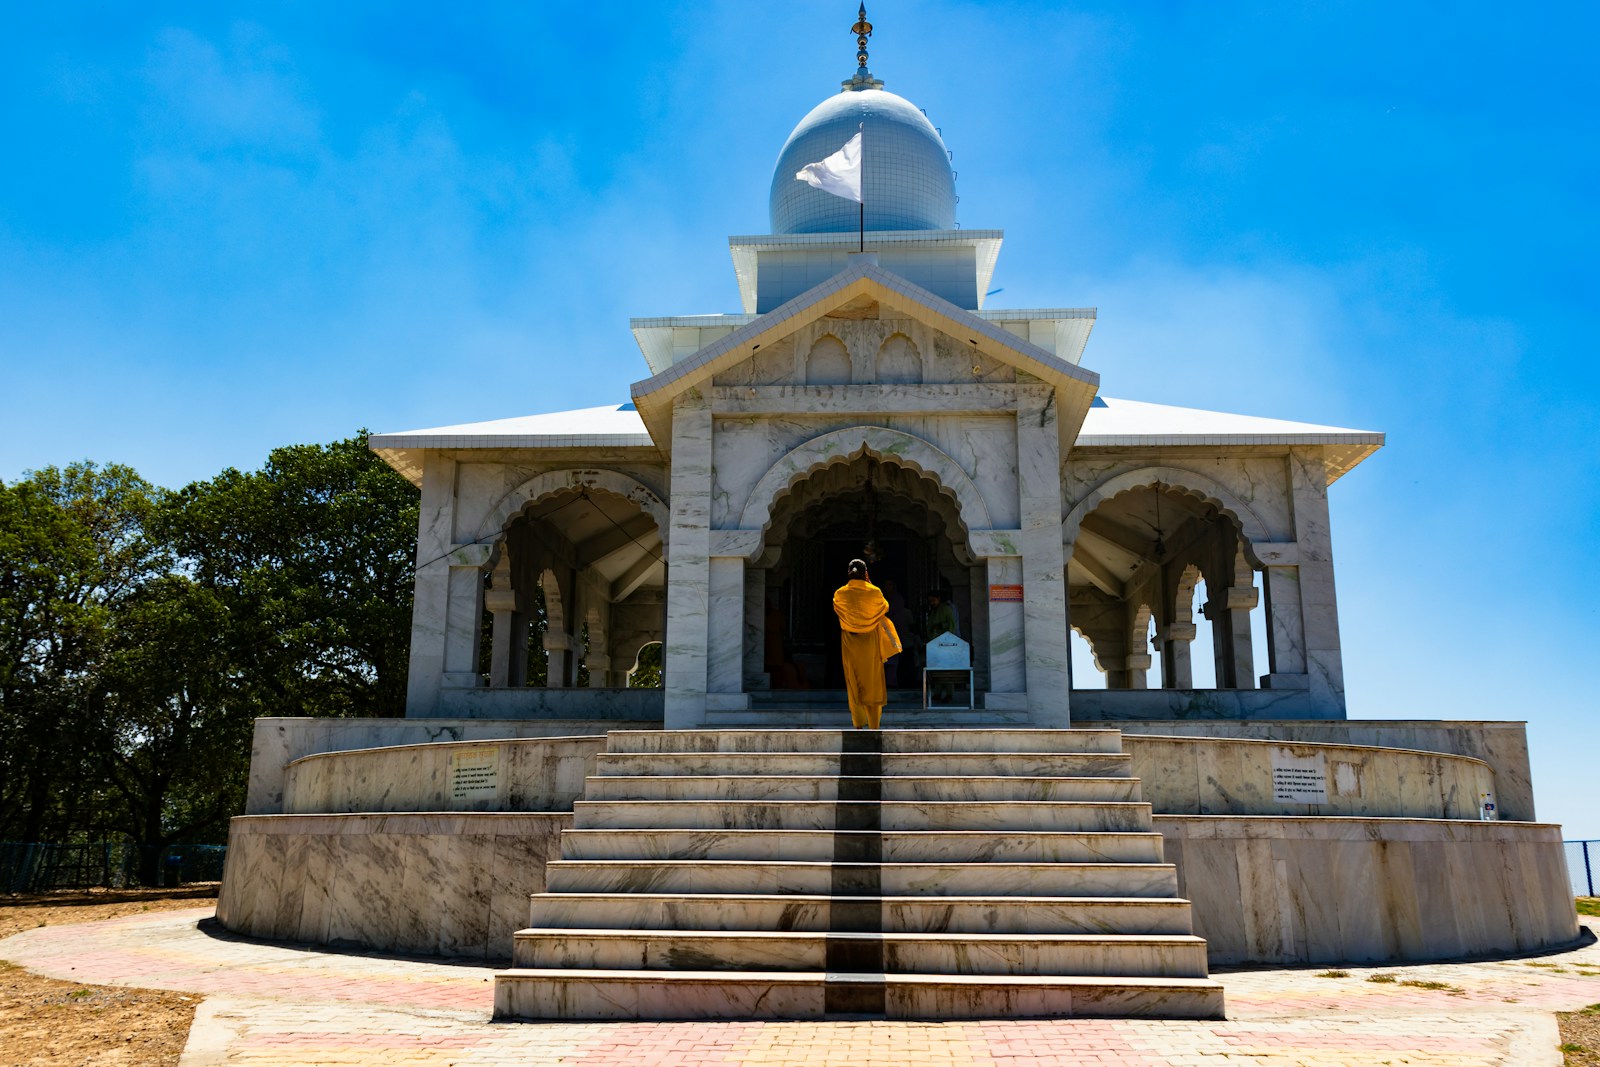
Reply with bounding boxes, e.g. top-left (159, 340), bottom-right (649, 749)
top-left (2, 4), bottom-right (1596, 837)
